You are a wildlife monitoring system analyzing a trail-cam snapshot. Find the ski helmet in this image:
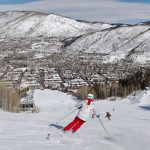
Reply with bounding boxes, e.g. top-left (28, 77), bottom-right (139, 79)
top-left (87, 93), bottom-right (94, 99)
